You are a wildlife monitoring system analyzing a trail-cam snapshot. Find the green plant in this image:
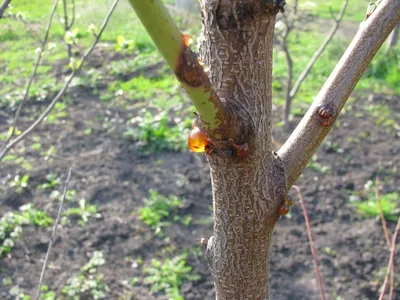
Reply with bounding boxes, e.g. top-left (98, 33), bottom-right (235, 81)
top-left (364, 46), bottom-right (400, 94)
top-left (144, 253), bottom-right (200, 300)
top-left (63, 198), bottom-right (100, 225)
top-left (123, 111), bottom-right (191, 154)
top-left (2, 155), bottom-right (32, 170)
top-left (0, 204), bottom-right (52, 257)
top-left (41, 173), bottom-right (61, 190)
top-left (9, 174), bottom-right (29, 193)
top-left (9, 285), bottom-right (31, 300)
top-left (50, 189), bottom-right (76, 202)
top-left (39, 285), bottom-right (56, 300)
top-left (61, 251), bottom-right (107, 299)
top-left (350, 191), bottom-right (400, 221)
top-left (137, 189), bottom-right (183, 235)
